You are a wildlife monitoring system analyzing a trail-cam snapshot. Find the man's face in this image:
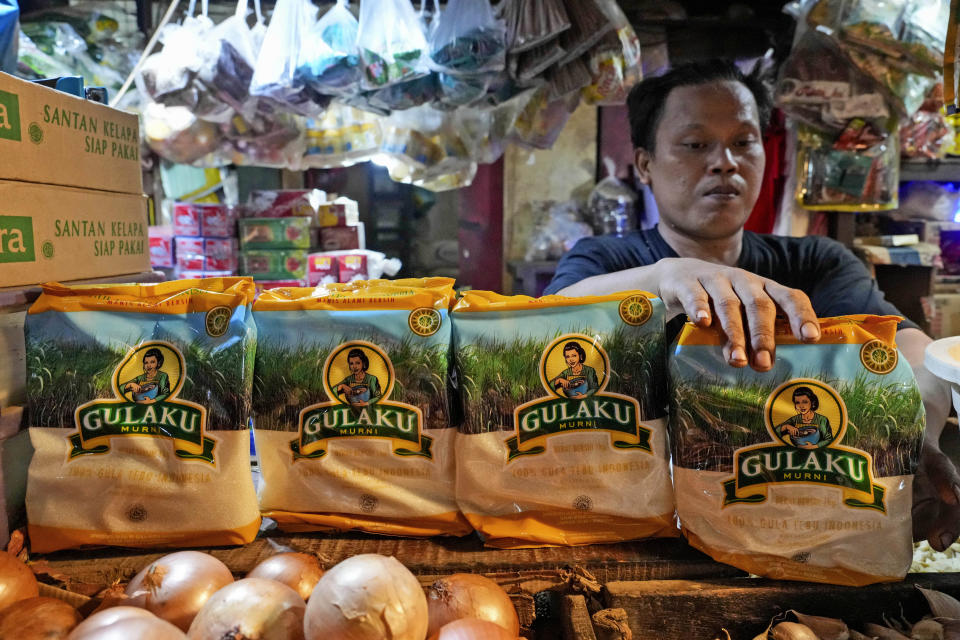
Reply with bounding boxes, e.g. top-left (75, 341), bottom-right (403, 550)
top-left (143, 355), bottom-right (158, 375)
top-left (636, 81), bottom-right (765, 240)
top-left (348, 356), bottom-right (363, 375)
top-left (564, 349), bottom-right (580, 367)
top-left (794, 395), bottom-right (812, 414)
